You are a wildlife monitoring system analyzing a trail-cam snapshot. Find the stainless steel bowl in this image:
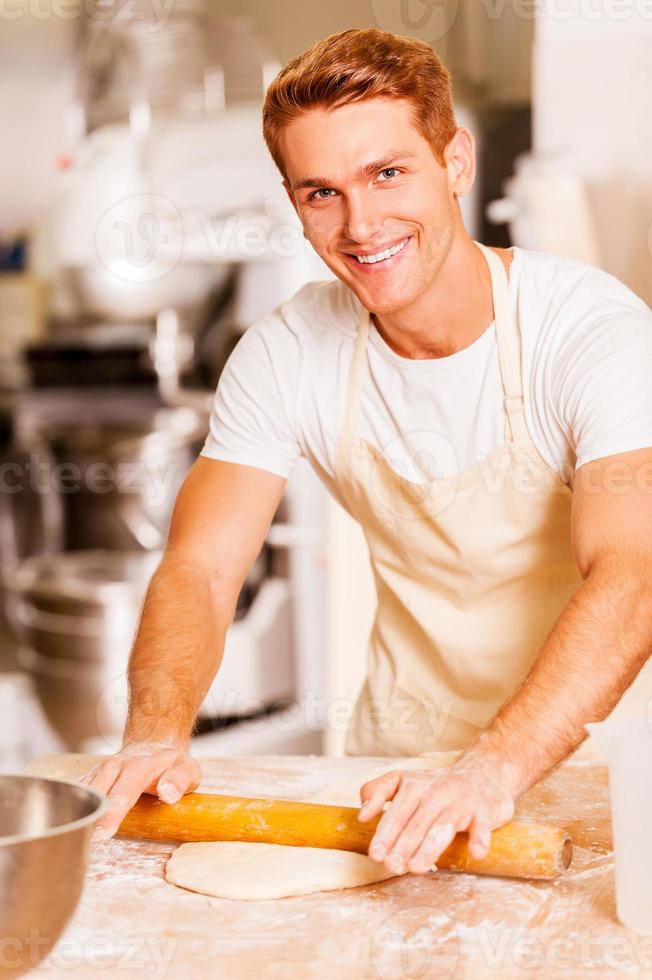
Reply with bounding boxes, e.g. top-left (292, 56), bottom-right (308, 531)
top-left (15, 647), bottom-right (129, 751)
top-left (7, 550), bottom-right (162, 664)
top-left (6, 550), bottom-right (160, 749)
top-left (5, 547), bottom-right (267, 749)
top-left (0, 775), bottom-right (108, 979)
